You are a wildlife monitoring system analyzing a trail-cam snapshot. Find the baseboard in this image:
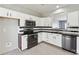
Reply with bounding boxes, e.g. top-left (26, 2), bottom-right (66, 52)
top-left (38, 41), bottom-right (62, 49)
top-left (38, 41), bottom-right (45, 44)
top-left (0, 48), bottom-right (18, 55)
